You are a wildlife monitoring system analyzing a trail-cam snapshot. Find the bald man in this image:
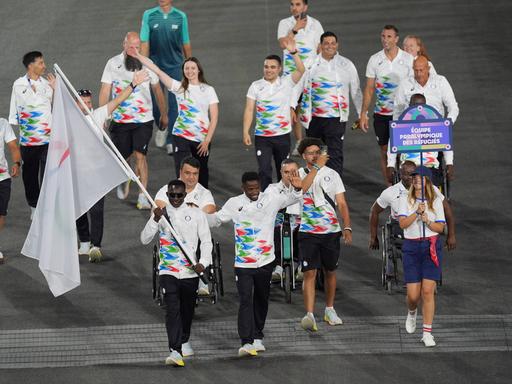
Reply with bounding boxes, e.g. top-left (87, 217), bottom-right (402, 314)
top-left (99, 32), bottom-right (167, 209)
top-left (391, 56), bottom-right (459, 182)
